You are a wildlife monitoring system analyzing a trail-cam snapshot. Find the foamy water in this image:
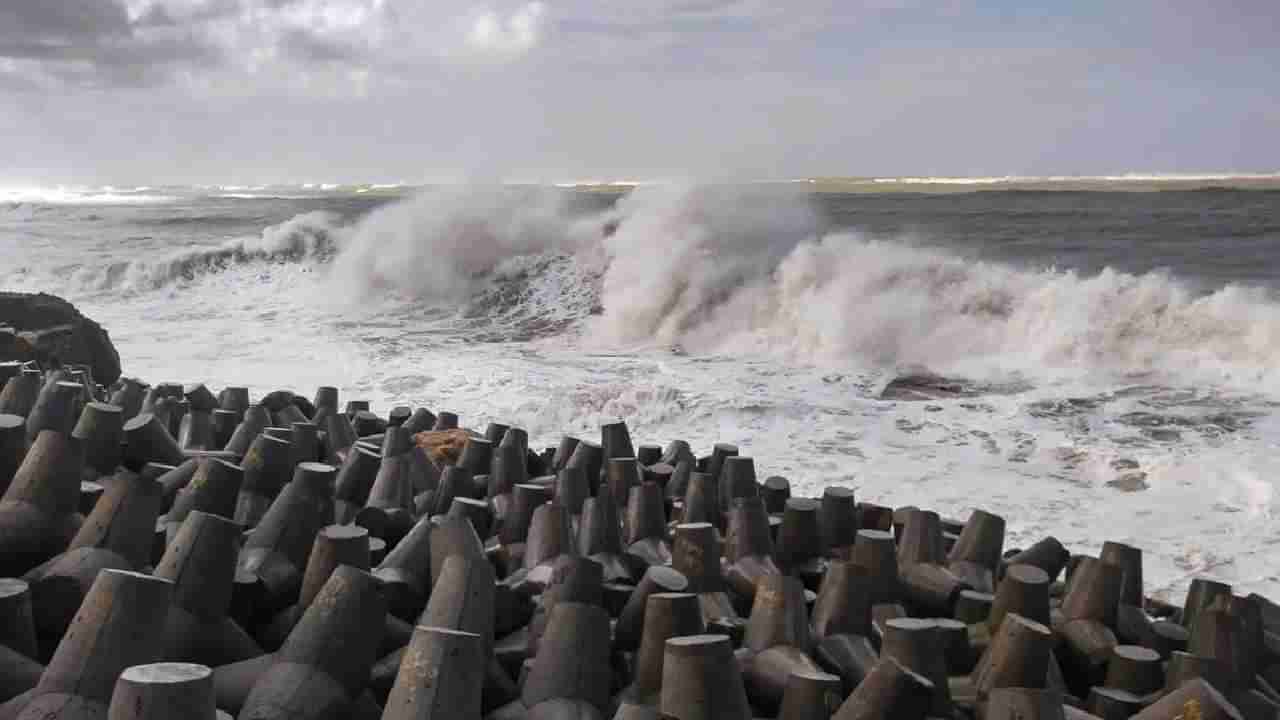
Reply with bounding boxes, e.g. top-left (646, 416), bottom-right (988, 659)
top-left (4, 182), bottom-right (1280, 599)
